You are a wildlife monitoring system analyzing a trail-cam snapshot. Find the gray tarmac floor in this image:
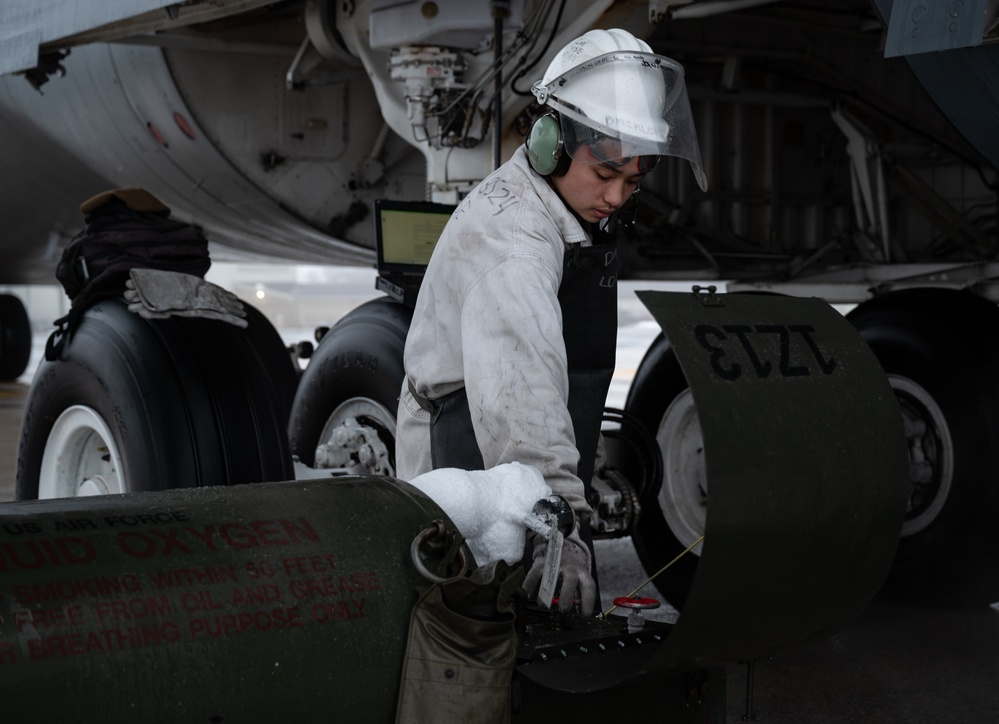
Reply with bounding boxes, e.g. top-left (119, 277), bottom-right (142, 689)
top-left (2, 379), bottom-right (999, 722)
